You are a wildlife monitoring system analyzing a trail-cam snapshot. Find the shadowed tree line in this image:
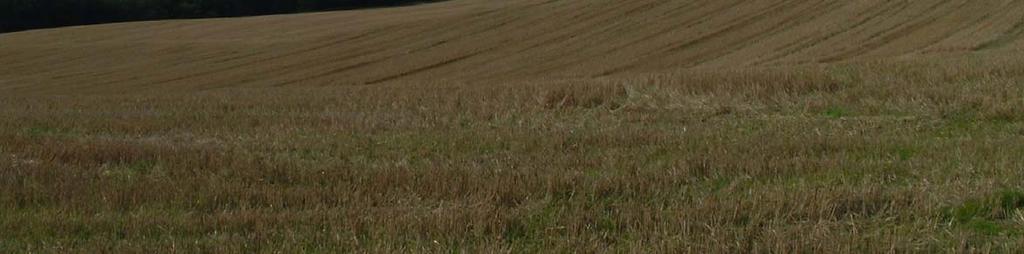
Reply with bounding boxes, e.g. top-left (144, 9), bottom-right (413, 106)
top-left (0, 0), bottom-right (443, 33)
